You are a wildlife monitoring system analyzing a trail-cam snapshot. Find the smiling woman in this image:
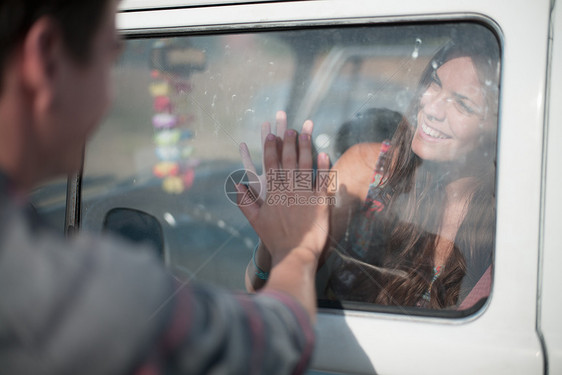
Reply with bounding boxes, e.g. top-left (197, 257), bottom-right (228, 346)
top-left (321, 24), bottom-right (500, 310)
top-left (410, 42), bottom-right (497, 169)
top-left (413, 57), bottom-right (495, 164)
